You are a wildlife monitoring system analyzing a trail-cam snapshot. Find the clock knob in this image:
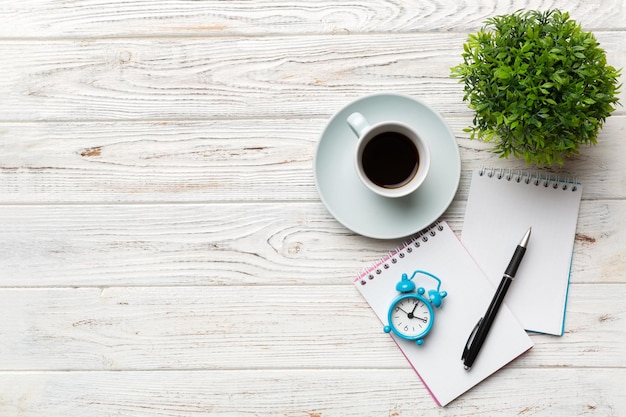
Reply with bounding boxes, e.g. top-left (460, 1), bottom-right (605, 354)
top-left (396, 273), bottom-right (416, 293)
top-left (428, 289), bottom-right (447, 308)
